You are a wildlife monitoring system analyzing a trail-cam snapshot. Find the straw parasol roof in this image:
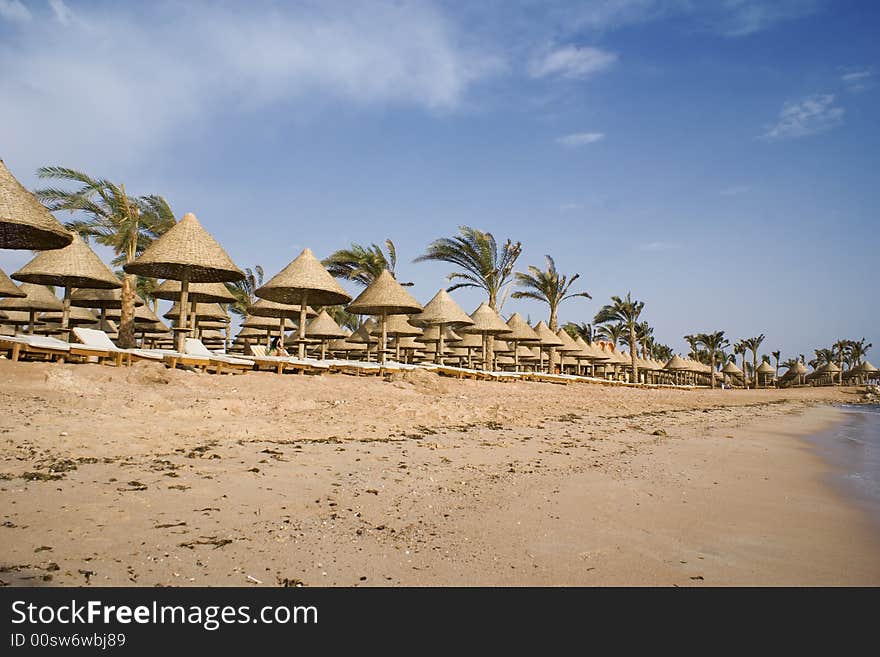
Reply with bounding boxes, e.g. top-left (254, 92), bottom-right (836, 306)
top-left (12, 233), bottom-right (120, 290)
top-left (855, 360), bottom-right (877, 373)
top-left (532, 321), bottom-right (564, 347)
top-left (461, 302), bottom-right (512, 335)
top-left (0, 159), bottom-right (73, 250)
top-left (107, 303), bottom-right (163, 325)
top-left (164, 301), bottom-right (228, 322)
top-left (374, 313), bottom-right (422, 337)
top-left (124, 213), bottom-right (243, 283)
top-left (256, 248), bottom-right (351, 307)
top-left (722, 360), bottom-right (743, 375)
top-left (454, 332), bottom-right (484, 349)
top-left (555, 328), bottom-right (581, 352)
top-left (664, 355), bottom-right (691, 371)
top-left (0, 268), bottom-right (25, 298)
top-left (248, 297), bottom-right (316, 319)
top-left (504, 313), bottom-right (541, 343)
top-left (411, 289), bottom-right (473, 328)
top-left (347, 270), bottom-right (422, 316)
top-left (0, 283), bottom-right (62, 312)
top-left (494, 339), bottom-right (513, 354)
top-left (153, 279), bottom-right (235, 303)
top-left (1, 310), bottom-right (43, 326)
top-left (349, 319), bottom-right (379, 344)
top-left (40, 306), bottom-right (98, 326)
top-left (416, 325), bottom-right (462, 343)
top-left (756, 361), bottom-right (775, 375)
top-left (70, 287), bottom-right (144, 309)
top-left (242, 315), bottom-right (296, 331)
top-left (305, 310), bottom-right (347, 339)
